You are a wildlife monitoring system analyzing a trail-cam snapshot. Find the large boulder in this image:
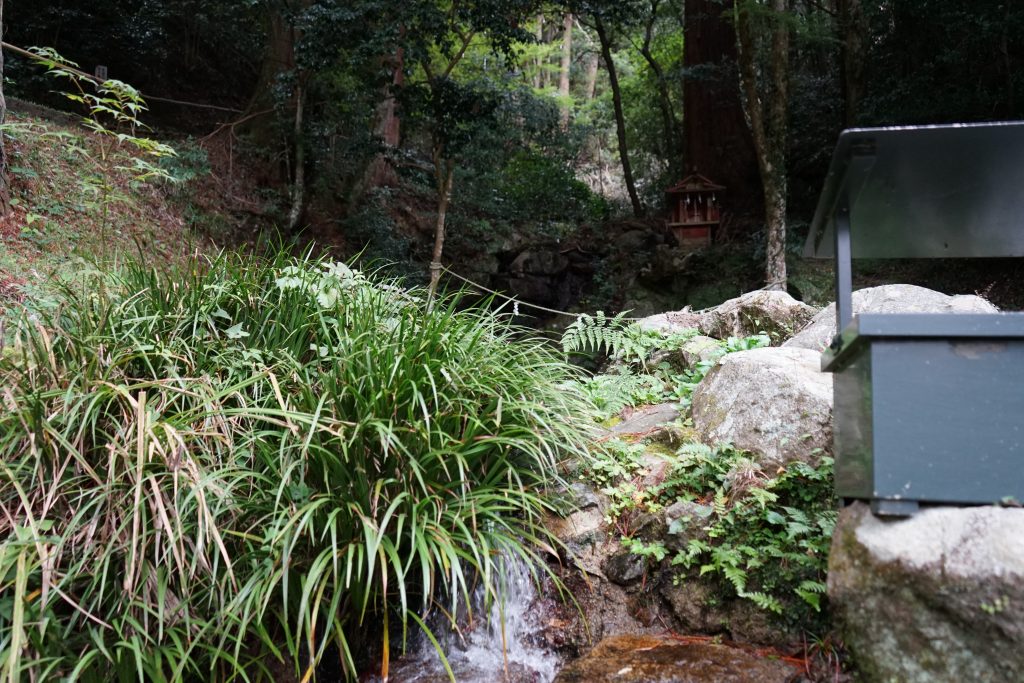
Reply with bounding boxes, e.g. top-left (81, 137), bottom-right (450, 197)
top-left (829, 502), bottom-right (1024, 682)
top-left (783, 284), bottom-right (999, 352)
top-left (691, 347), bottom-right (833, 468)
top-left (637, 308), bottom-right (706, 336)
top-left (699, 290), bottom-right (817, 342)
top-left (638, 290), bottom-right (817, 344)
